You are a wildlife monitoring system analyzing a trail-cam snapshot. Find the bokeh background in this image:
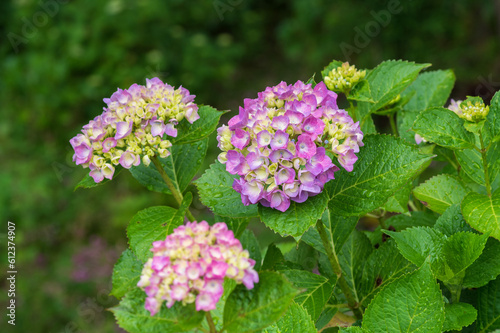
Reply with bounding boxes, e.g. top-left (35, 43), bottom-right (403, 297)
top-left (1, 0), bottom-right (499, 331)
